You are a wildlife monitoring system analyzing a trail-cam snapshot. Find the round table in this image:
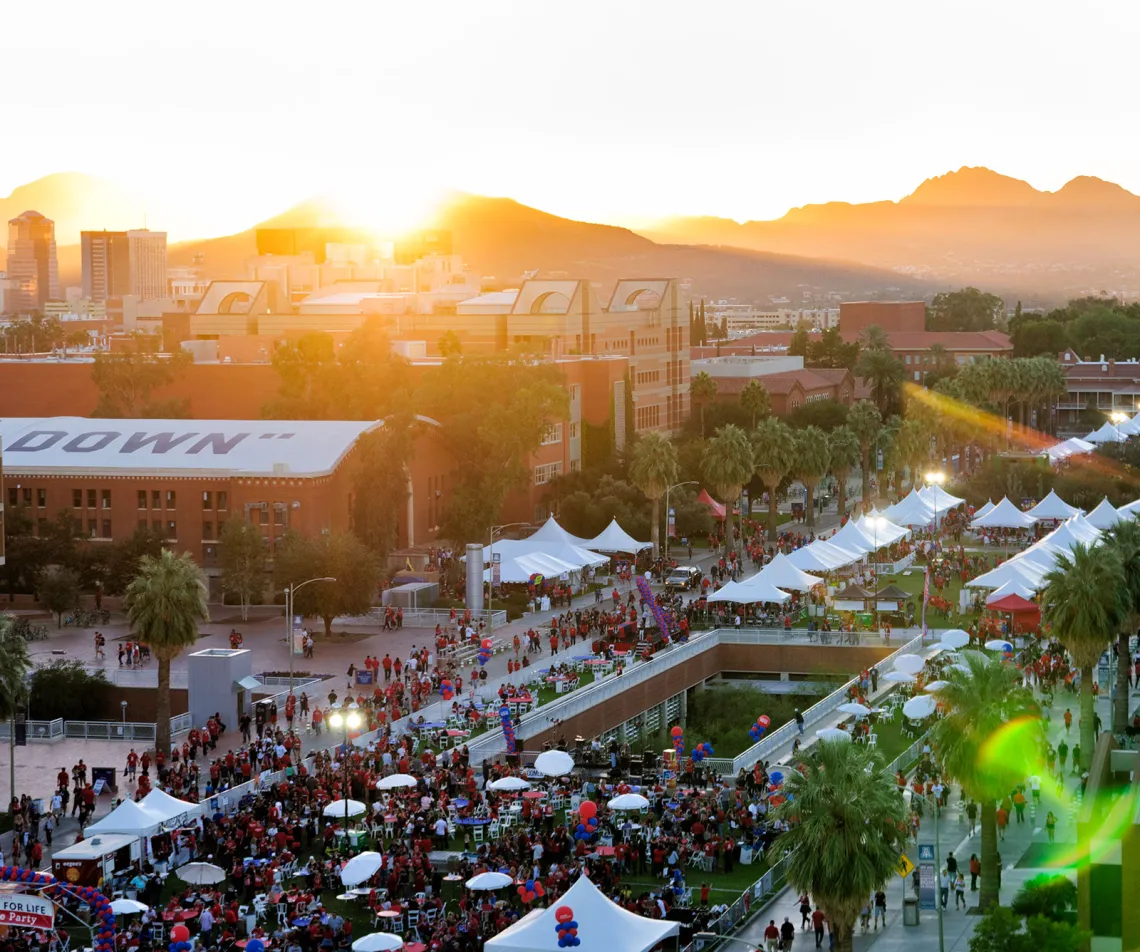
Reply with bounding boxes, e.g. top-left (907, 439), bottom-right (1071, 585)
top-left (455, 817), bottom-right (491, 825)
top-left (375, 910), bottom-right (402, 932)
top-left (454, 799), bottom-right (469, 808)
top-left (521, 791), bottom-right (546, 800)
